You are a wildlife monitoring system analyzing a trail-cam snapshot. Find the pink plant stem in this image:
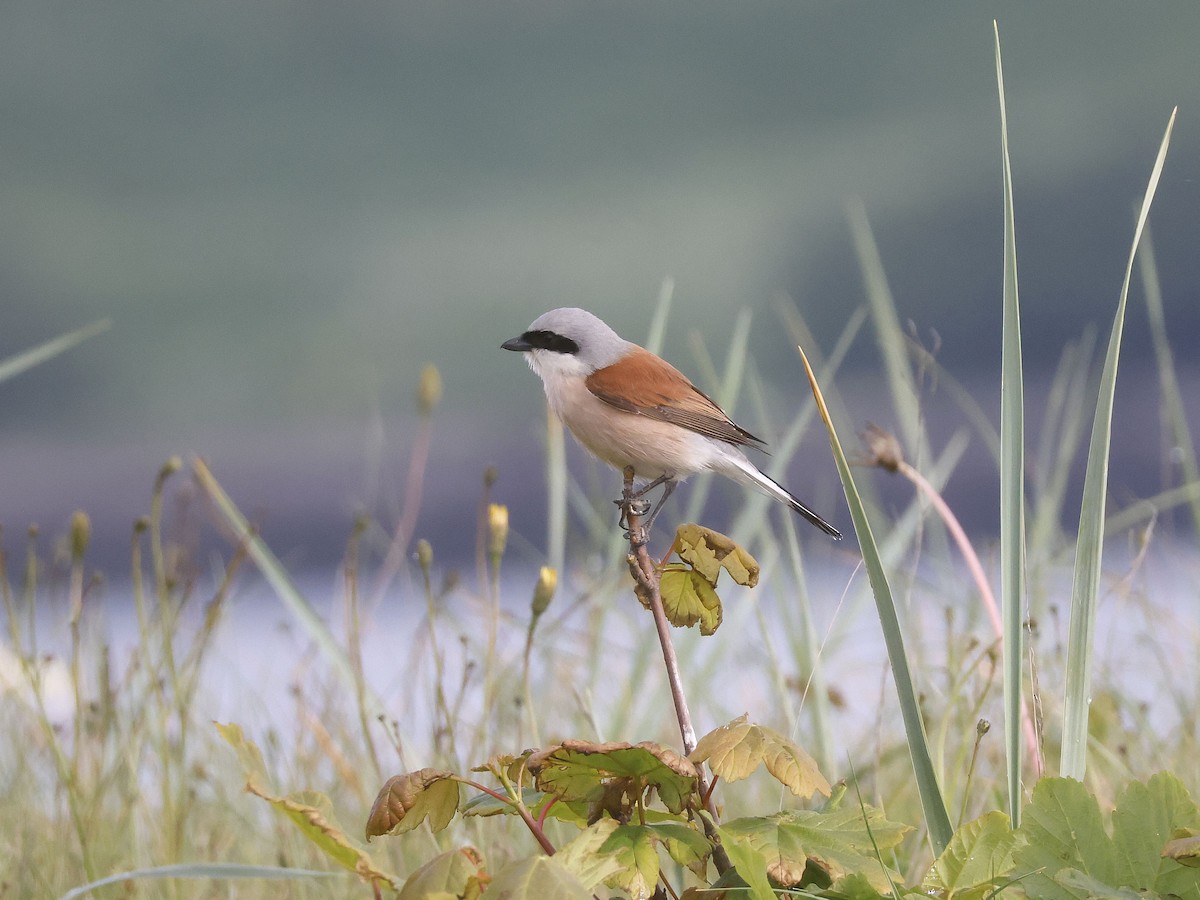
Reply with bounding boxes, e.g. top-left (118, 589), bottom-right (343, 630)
top-left (900, 460), bottom-right (1044, 778)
